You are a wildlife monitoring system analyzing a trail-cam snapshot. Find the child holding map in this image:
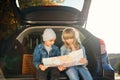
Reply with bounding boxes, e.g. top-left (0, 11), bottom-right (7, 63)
top-left (60, 27), bottom-right (93, 80)
top-left (33, 28), bottom-right (60, 80)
